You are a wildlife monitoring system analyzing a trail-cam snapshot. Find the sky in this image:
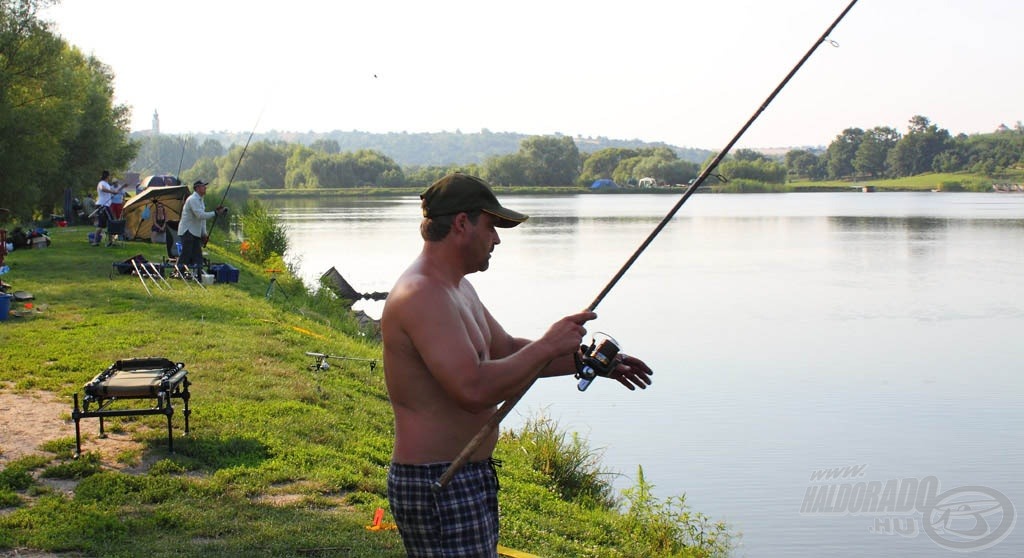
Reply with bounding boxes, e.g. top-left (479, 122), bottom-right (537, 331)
top-left (40, 0), bottom-right (1024, 150)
